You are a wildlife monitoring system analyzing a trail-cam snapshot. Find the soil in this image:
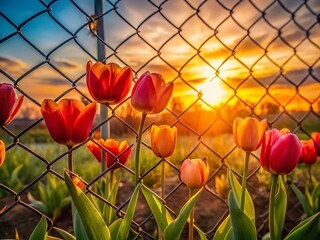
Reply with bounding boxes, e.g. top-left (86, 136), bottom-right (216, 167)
top-left (0, 177), bottom-right (305, 240)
